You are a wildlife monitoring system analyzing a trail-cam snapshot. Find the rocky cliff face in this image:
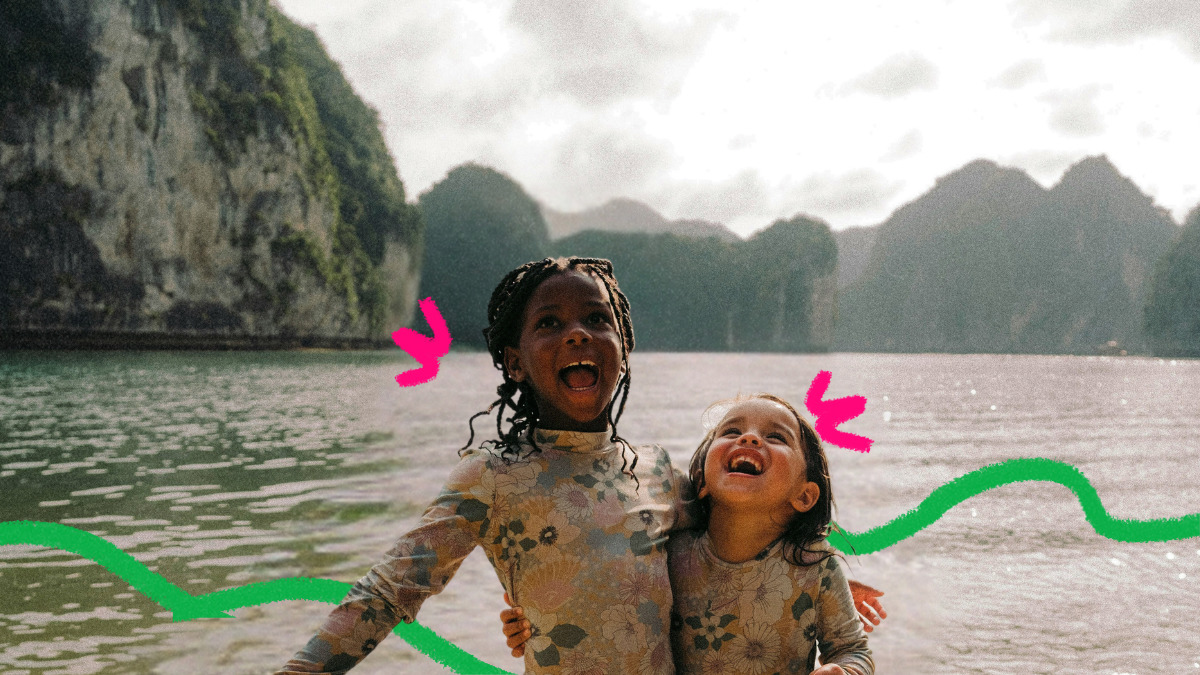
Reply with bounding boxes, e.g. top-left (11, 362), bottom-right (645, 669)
top-left (808, 270), bottom-right (837, 351)
top-left (1, 0), bottom-right (421, 346)
top-left (1144, 206), bottom-right (1200, 358)
top-left (734, 215), bottom-right (838, 352)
